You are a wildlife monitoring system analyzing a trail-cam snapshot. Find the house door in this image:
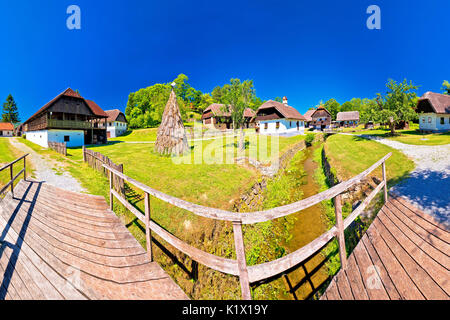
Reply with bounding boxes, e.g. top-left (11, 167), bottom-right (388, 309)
top-left (107, 131), bottom-right (111, 138)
